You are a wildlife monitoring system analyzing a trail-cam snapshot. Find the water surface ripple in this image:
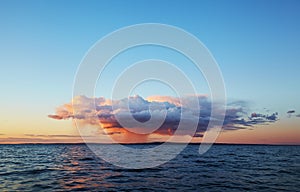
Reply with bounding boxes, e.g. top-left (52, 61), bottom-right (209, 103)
top-left (0, 144), bottom-right (299, 191)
